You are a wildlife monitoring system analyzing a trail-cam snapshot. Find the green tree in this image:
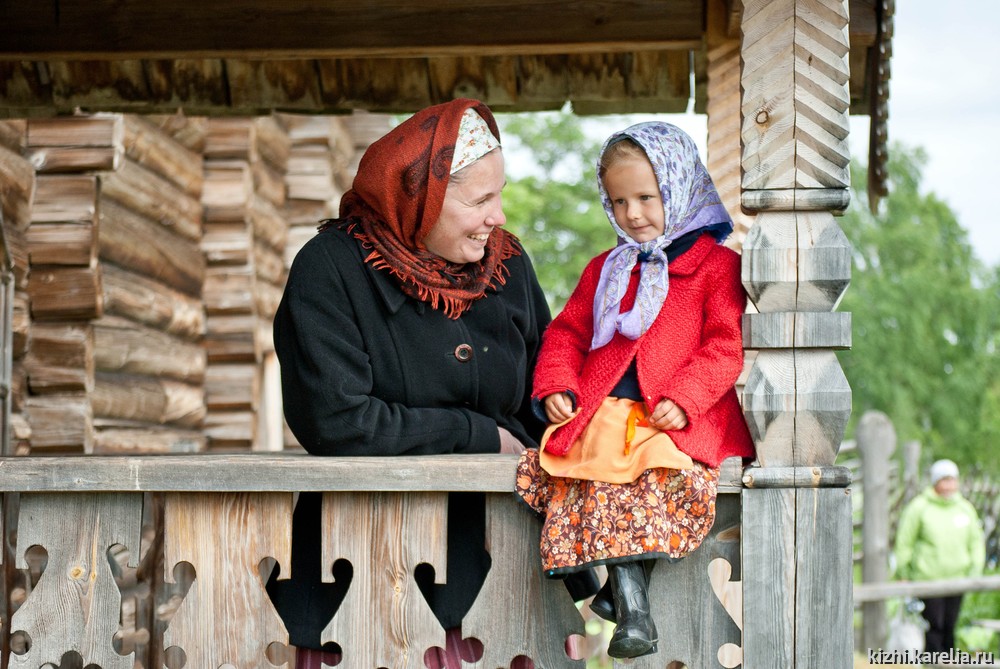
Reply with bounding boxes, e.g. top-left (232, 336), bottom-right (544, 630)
top-left (495, 112), bottom-right (616, 310)
top-left (839, 143), bottom-right (1000, 469)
